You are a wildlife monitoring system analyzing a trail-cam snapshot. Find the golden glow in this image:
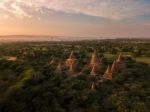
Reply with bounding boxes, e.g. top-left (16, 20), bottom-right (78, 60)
top-left (0, 0), bottom-right (150, 38)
